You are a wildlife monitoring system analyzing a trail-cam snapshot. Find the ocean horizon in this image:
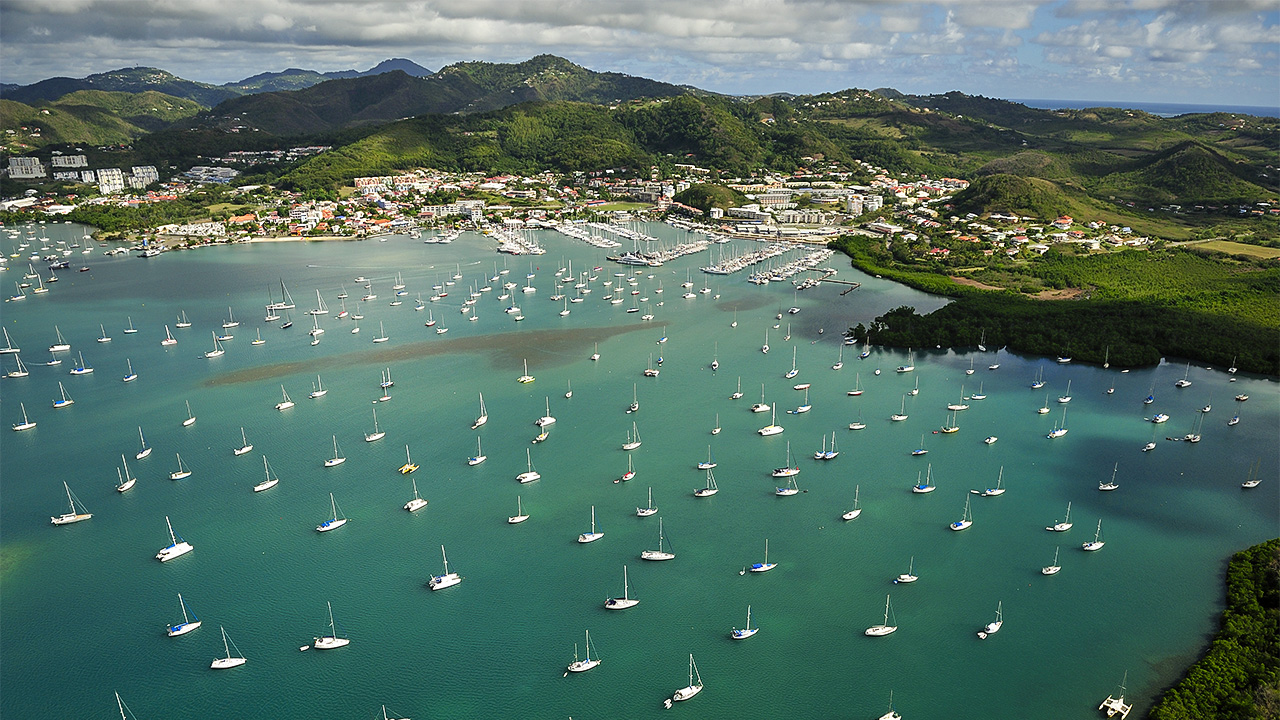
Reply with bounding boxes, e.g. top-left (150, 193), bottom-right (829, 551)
top-left (1008, 97), bottom-right (1279, 118)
